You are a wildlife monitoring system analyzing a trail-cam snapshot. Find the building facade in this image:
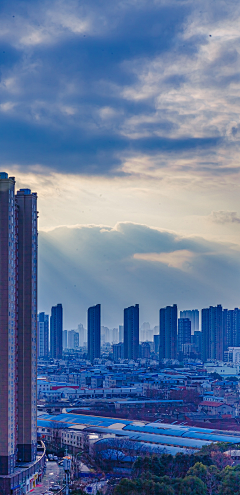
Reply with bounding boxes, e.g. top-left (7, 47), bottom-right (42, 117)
top-left (37, 312), bottom-right (49, 358)
top-left (0, 173), bottom-right (38, 482)
top-left (50, 304), bottom-right (63, 359)
top-left (202, 305), bottom-right (223, 361)
top-left (88, 304), bottom-right (101, 362)
top-left (124, 304), bottom-right (139, 360)
top-left (178, 318), bottom-right (191, 352)
top-left (180, 309), bottom-right (199, 331)
top-left (159, 304), bottom-right (177, 360)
